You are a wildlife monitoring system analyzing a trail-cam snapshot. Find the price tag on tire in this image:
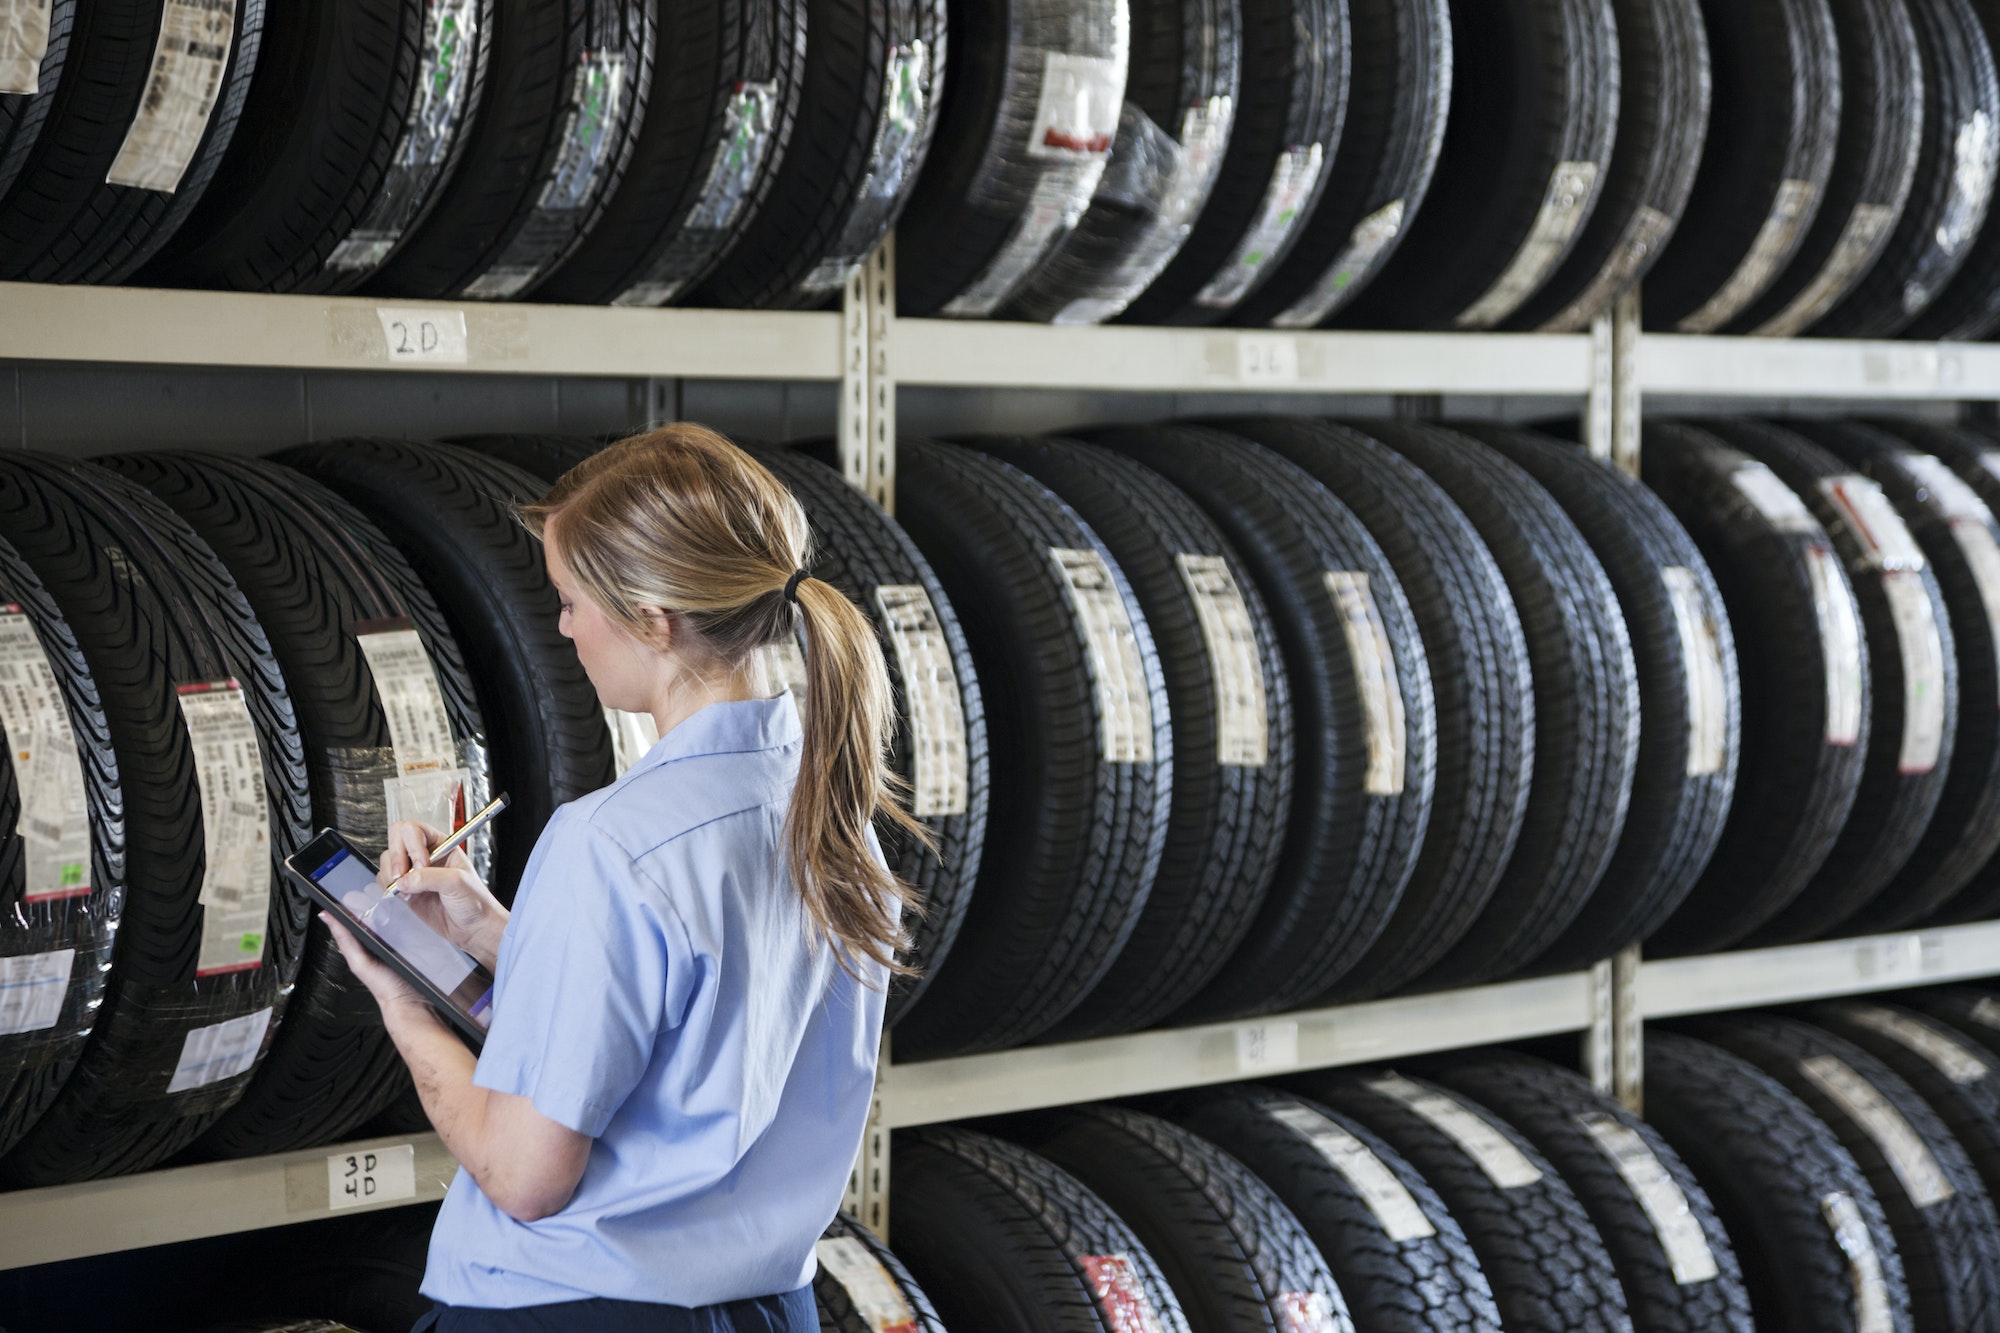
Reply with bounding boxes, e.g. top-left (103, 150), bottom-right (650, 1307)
top-left (327, 1143), bottom-right (417, 1210)
top-left (375, 308), bottom-right (469, 364)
